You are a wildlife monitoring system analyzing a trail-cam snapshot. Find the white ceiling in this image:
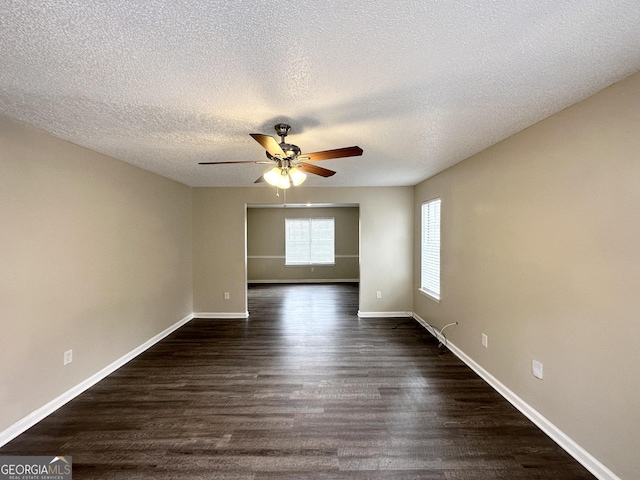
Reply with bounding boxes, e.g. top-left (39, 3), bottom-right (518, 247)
top-left (2, 1), bottom-right (640, 187)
